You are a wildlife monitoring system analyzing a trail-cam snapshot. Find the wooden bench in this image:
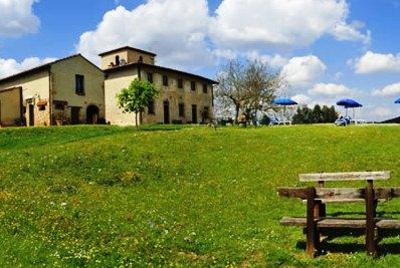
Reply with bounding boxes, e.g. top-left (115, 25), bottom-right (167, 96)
top-left (277, 171), bottom-right (400, 257)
